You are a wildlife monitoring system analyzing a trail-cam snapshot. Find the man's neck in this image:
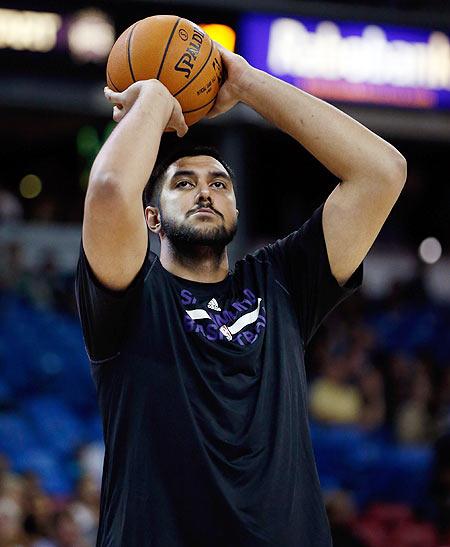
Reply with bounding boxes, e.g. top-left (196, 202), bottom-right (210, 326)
top-left (159, 240), bottom-right (230, 283)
